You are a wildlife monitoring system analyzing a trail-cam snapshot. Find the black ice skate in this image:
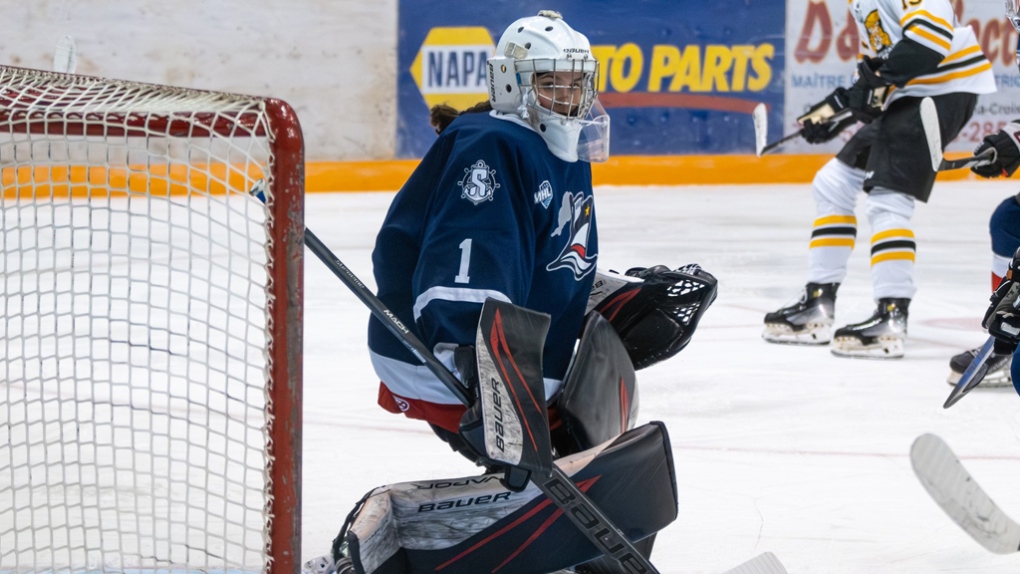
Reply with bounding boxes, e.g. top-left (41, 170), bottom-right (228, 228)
top-left (831, 298), bottom-right (909, 359)
top-left (762, 282), bottom-right (839, 345)
top-left (947, 344), bottom-right (1013, 388)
